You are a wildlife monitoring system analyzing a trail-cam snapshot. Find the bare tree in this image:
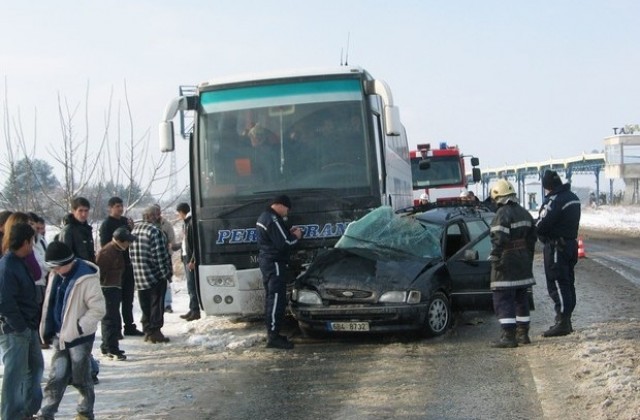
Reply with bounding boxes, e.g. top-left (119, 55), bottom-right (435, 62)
top-left (1, 78), bottom-right (186, 225)
top-left (104, 79), bottom-right (188, 216)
